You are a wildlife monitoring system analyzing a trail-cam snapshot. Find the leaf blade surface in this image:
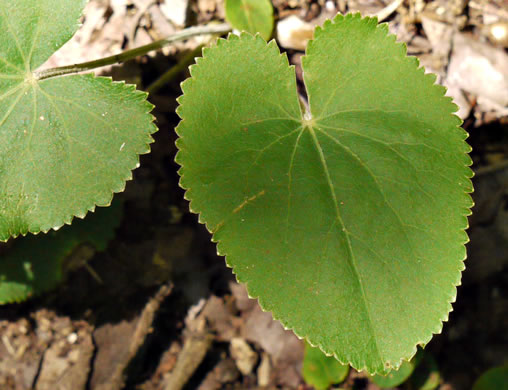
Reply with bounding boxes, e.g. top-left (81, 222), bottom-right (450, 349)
top-left (0, 0), bottom-right (156, 240)
top-left (224, 0), bottom-right (274, 40)
top-left (176, 15), bottom-right (473, 374)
